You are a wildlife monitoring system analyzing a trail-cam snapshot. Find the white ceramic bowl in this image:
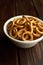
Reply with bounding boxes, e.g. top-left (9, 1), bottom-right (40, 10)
top-left (3, 15), bottom-right (43, 48)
